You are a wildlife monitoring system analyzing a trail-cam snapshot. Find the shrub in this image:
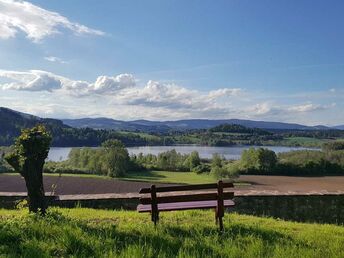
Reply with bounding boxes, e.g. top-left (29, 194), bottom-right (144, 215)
top-left (192, 163), bottom-right (211, 174)
top-left (322, 141), bottom-right (344, 151)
